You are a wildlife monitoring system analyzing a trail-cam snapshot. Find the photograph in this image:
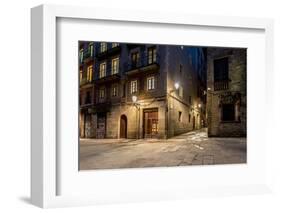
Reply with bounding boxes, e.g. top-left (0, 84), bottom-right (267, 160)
top-left (78, 41), bottom-right (247, 170)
